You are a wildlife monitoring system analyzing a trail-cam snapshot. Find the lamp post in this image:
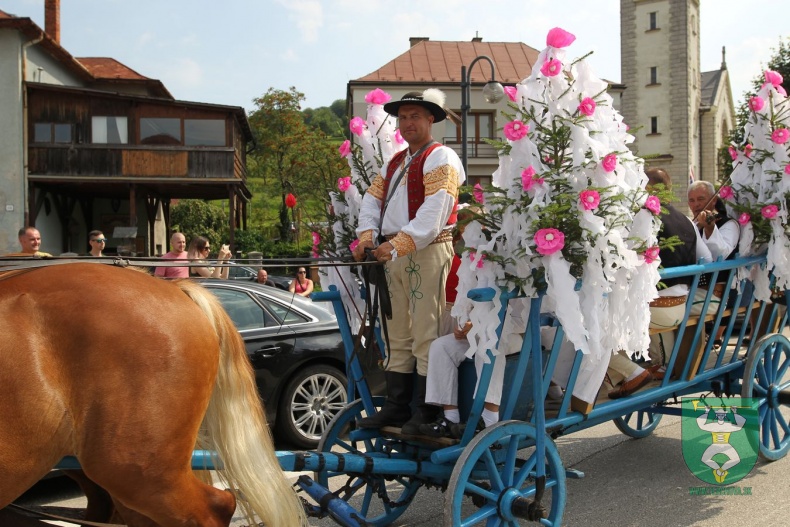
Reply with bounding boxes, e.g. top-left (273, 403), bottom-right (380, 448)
top-left (460, 55), bottom-right (505, 174)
